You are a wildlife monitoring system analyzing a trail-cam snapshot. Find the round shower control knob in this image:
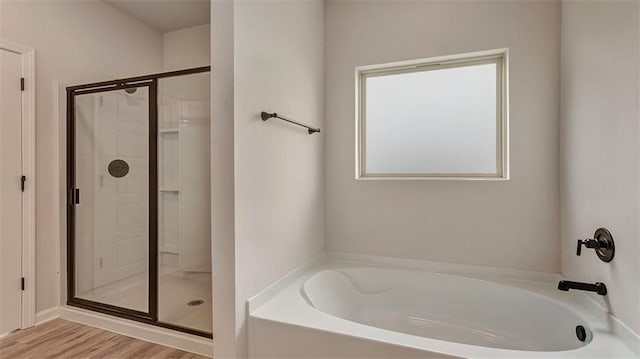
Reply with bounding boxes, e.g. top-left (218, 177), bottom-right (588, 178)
top-left (593, 227), bottom-right (615, 262)
top-left (108, 159), bottom-right (130, 178)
